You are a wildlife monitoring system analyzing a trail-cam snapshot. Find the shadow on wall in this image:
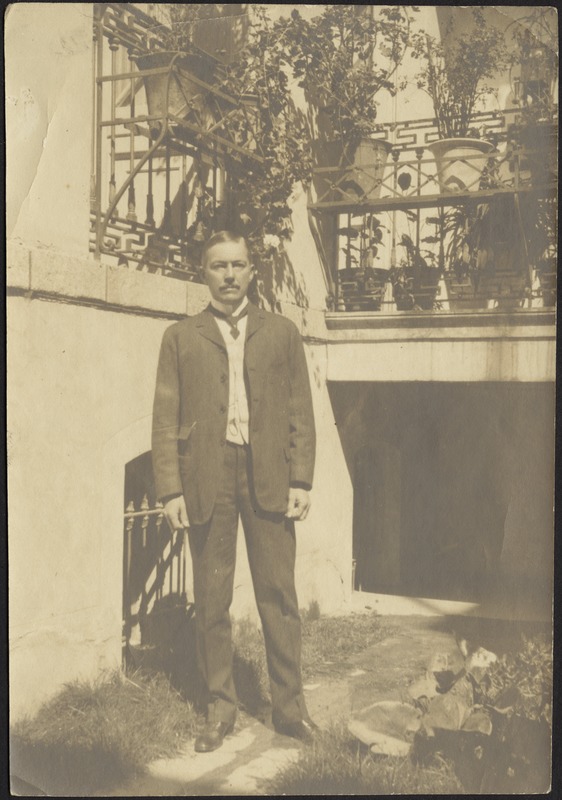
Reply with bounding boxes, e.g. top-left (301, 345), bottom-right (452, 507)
top-left (251, 246), bottom-right (310, 313)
